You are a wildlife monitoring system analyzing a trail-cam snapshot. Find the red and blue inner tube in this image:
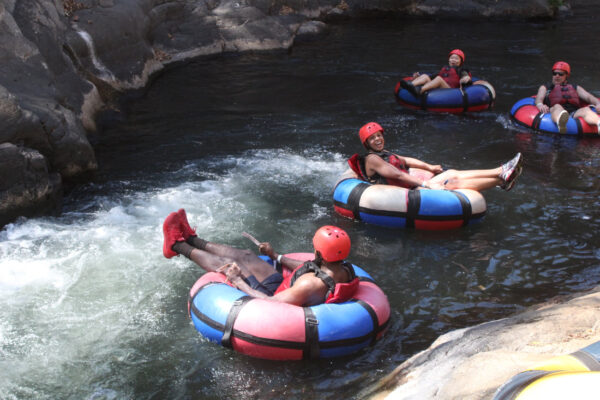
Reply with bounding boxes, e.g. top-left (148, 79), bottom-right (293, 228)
top-left (188, 253), bottom-right (390, 360)
top-left (394, 76), bottom-right (495, 113)
top-left (510, 96), bottom-right (599, 136)
top-left (333, 178), bottom-right (486, 231)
